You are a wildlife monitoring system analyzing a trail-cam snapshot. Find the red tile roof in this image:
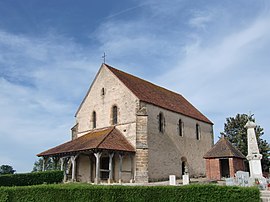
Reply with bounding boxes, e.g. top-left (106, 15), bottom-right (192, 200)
top-left (203, 136), bottom-right (245, 159)
top-left (106, 64), bottom-right (212, 124)
top-left (37, 127), bottom-right (135, 157)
